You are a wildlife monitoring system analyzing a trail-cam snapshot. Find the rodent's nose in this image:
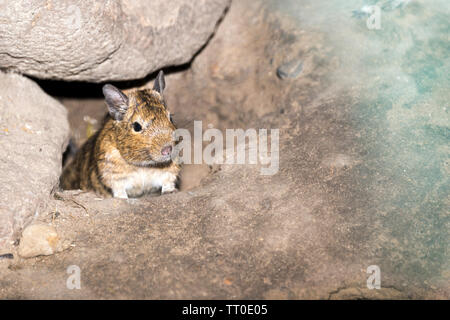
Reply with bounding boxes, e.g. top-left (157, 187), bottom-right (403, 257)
top-left (161, 145), bottom-right (172, 156)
